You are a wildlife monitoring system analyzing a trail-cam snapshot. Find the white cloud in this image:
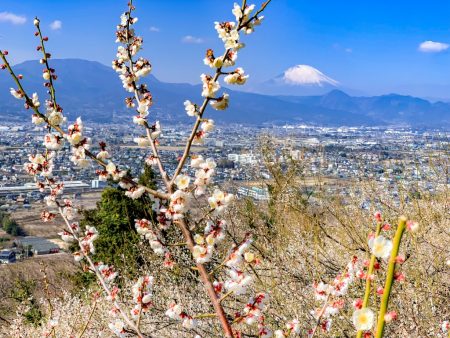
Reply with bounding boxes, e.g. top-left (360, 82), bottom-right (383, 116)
top-left (50, 20), bottom-right (62, 30)
top-left (0, 12), bottom-right (26, 25)
top-left (418, 40), bottom-right (449, 53)
top-left (283, 65), bottom-right (339, 86)
top-left (181, 35), bottom-right (204, 44)
top-left (149, 26), bottom-right (160, 32)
